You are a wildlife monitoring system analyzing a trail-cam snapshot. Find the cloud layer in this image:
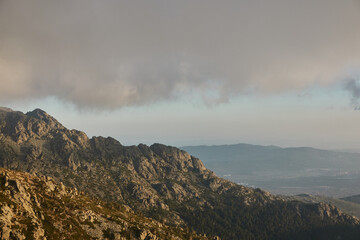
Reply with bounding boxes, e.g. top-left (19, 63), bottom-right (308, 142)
top-left (1, 0), bottom-right (360, 109)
